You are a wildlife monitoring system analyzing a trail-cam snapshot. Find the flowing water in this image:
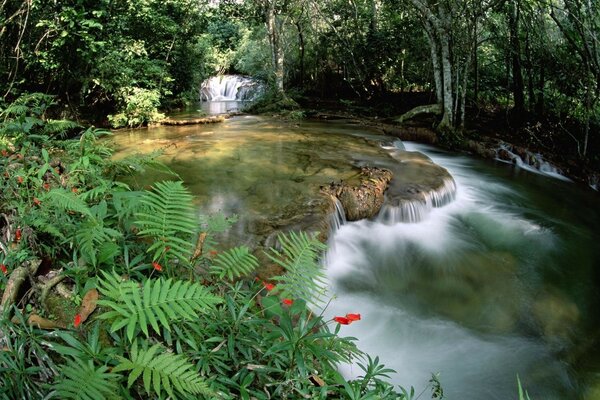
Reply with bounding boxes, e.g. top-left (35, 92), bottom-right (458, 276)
top-left (324, 143), bottom-right (600, 400)
top-left (112, 116), bottom-right (600, 399)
